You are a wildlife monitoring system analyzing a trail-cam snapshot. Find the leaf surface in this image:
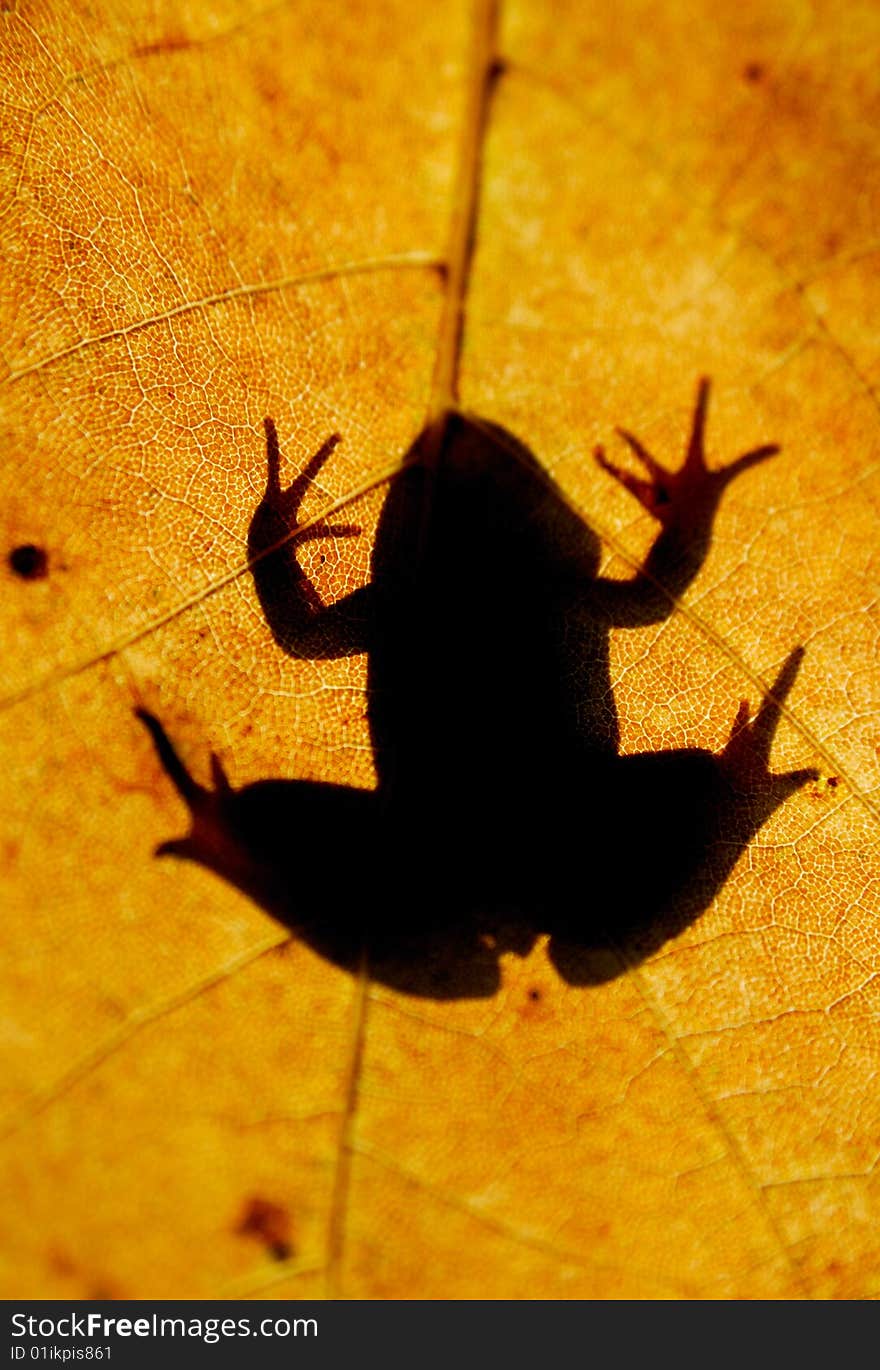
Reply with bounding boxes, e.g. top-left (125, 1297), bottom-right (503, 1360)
top-left (1, 0), bottom-right (878, 1299)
